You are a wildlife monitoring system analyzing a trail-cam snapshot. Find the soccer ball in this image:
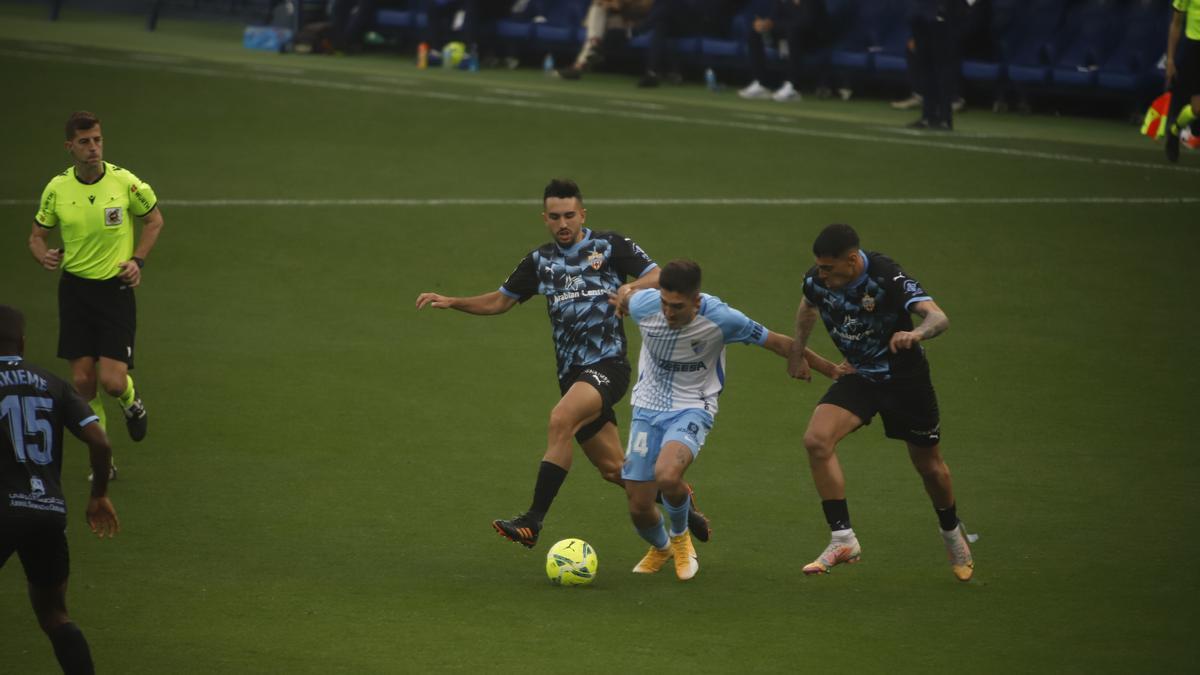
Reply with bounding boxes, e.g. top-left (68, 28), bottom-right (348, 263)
top-left (545, 538), bottom-right (598, 586)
